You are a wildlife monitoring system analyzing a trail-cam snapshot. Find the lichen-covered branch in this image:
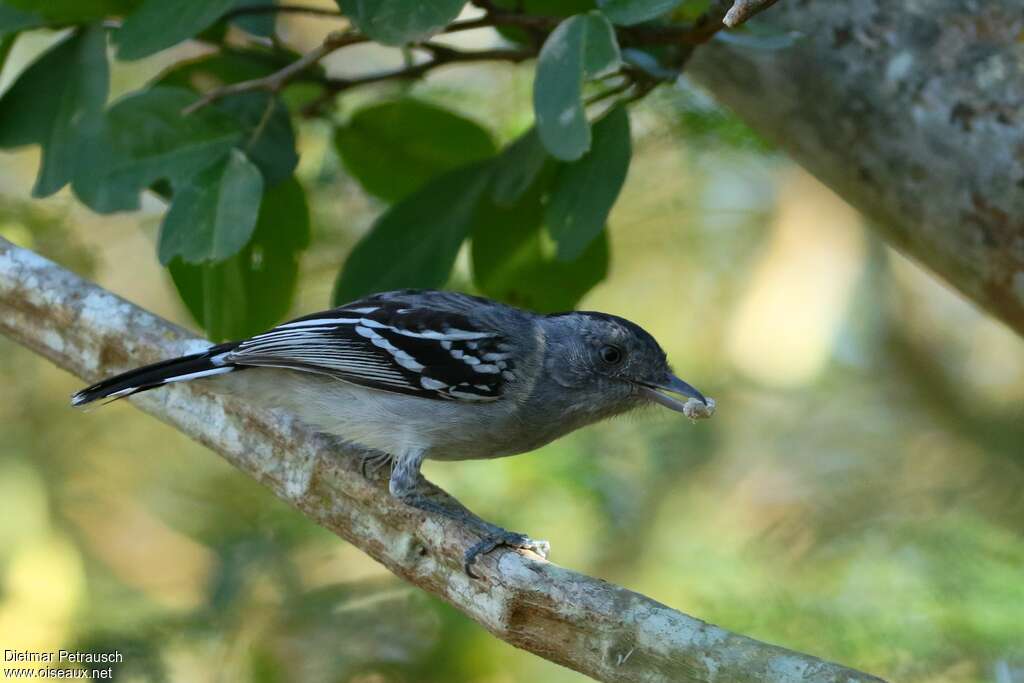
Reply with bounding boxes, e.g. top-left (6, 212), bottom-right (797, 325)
top-left (687, 0), bottom-right (1024, 338)
top-left (0, 237), bottom-right (884, 683)
top-left (723, 0), bottom-right (782, 27)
